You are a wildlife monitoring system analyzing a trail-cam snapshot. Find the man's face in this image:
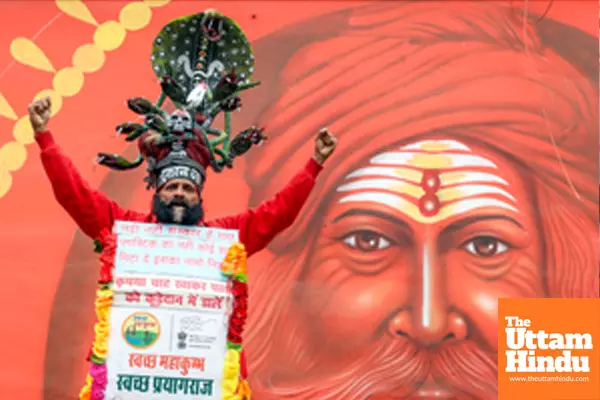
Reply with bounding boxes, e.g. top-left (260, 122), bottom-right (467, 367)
top-left (154, 178), bottom-right (203, 225)
top-left (294, 138), bottom-right (543, 397)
